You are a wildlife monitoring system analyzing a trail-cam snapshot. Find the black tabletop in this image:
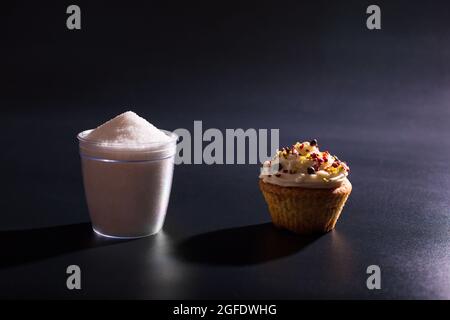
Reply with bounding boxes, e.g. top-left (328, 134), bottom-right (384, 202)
top-left (1, 0), bottom-right (449, 299)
